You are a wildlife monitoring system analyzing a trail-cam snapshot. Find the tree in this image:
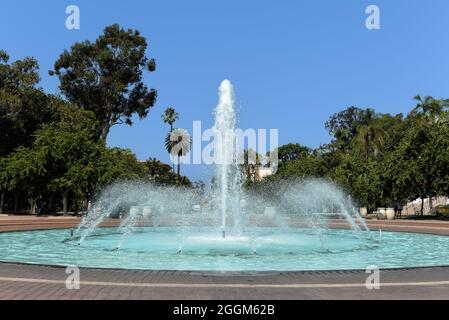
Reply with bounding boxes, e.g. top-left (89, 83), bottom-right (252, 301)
top-left (142, 157), bottom-right (191, 187)
top-left (352, 110), bottom-right (386, 158)
top-left (2, 105), bottom-right (107, 214)
top-left (49, 24), bottom-right (157, 142)
top-left (29, 107), bottom-right (103, 214)
top-left (0, 50), bottom-right (38, 122)
top-left (0, 50), bottom-right (39, 92)
top-left (274, 143), bottom-right (309, 166)
top-left (253, 108), bottom-right (407, 208)
top-left (164, 128), bottom-right (191, 175)
top-left (0, 51), bottom-right (60, 212)
top-left (330, 151), bottom-right (381, 209)
top-left (1, 146), bottom-right (47, 213)
top-left (377, 113), bottom-right (407, 153)
top-left (162, 107), bottom-right (179, 132)
top-left (162, 107), bottom-right (179, 172)
top-left (98, 148), bottom-right (145, 187)
top-left (325, 106), bottom-right (366, 150)
top-left (0, 50), bottom-right (58, 157)
top-left (384, 121), bottom-right (448, 214)
top-left (246, 100), bottom-right (449, 214)
top-left (271, 148), bottom-right (334, 181)
top-left (411, 95), bottom-right (448, 122)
